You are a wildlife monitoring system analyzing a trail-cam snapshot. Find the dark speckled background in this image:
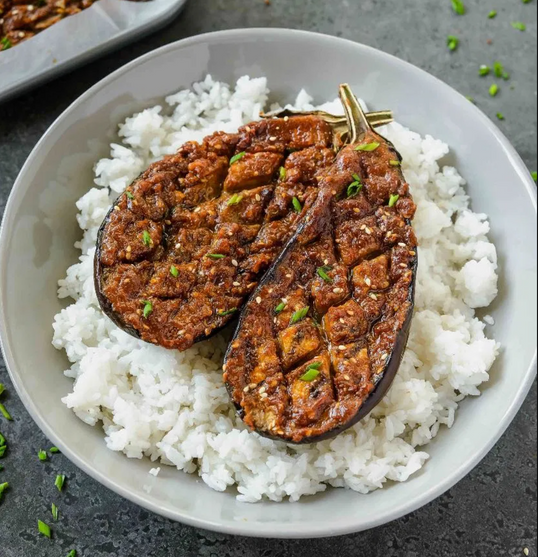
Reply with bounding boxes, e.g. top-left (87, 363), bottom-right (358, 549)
top-left (0, 0), bottom-right (536, 555)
